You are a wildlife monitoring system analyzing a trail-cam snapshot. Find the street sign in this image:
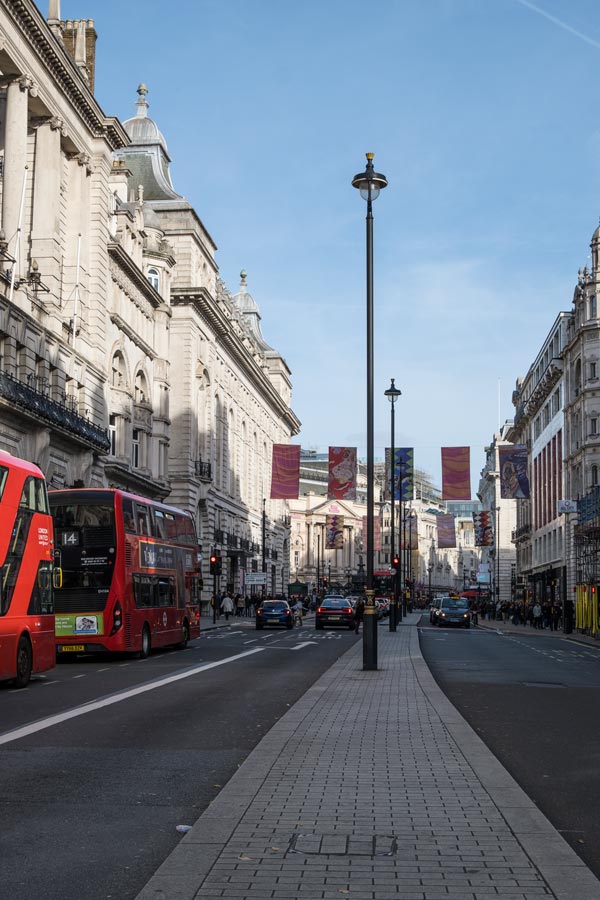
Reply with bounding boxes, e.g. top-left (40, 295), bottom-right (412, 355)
top-left (245, 573), bottom-right (267, 585)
